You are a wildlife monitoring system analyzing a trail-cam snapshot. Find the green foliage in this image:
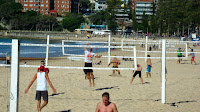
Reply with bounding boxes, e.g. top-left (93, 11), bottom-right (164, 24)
top-left (106, 0), bottom-right (121, 33)
top-left (155, 0), bottom-right (200, 36)
top-left (132, 9), bottom-right (138, 31)
top-left (142, 12), bottom-right (149, 33)
top-left (79, 0), bottom-right (90, 12)
top-left (89, 11), bottom-right (107, 25)
top-left (62, 13), bottom-right (85, 32)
